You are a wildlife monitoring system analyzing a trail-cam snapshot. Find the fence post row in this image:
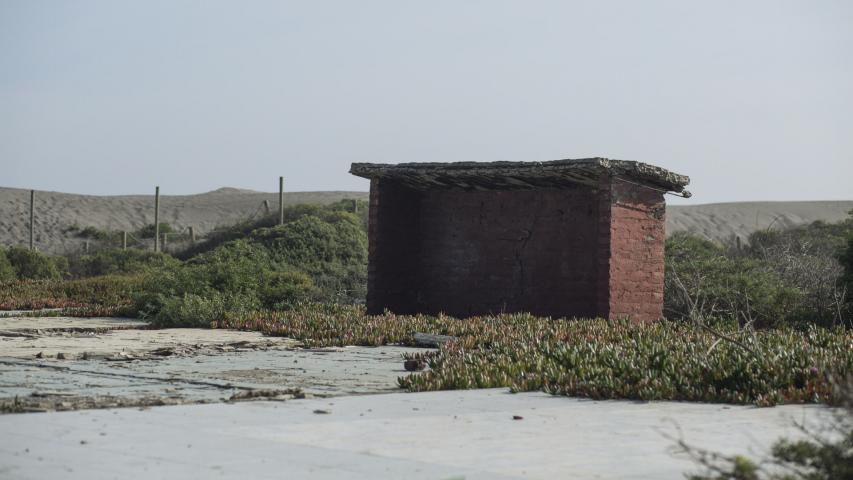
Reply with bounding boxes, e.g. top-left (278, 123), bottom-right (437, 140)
top-left (154, 186), bottom-right (160, 252)
top-left (279, 176), bottom-right (284, 225)
top-left (29, 190), bottom-right (35, 251)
